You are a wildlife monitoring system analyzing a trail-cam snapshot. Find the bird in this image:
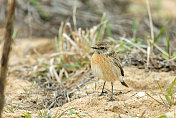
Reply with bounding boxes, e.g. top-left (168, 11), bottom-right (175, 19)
top-left (91, 41), bottom-right (128, 101)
